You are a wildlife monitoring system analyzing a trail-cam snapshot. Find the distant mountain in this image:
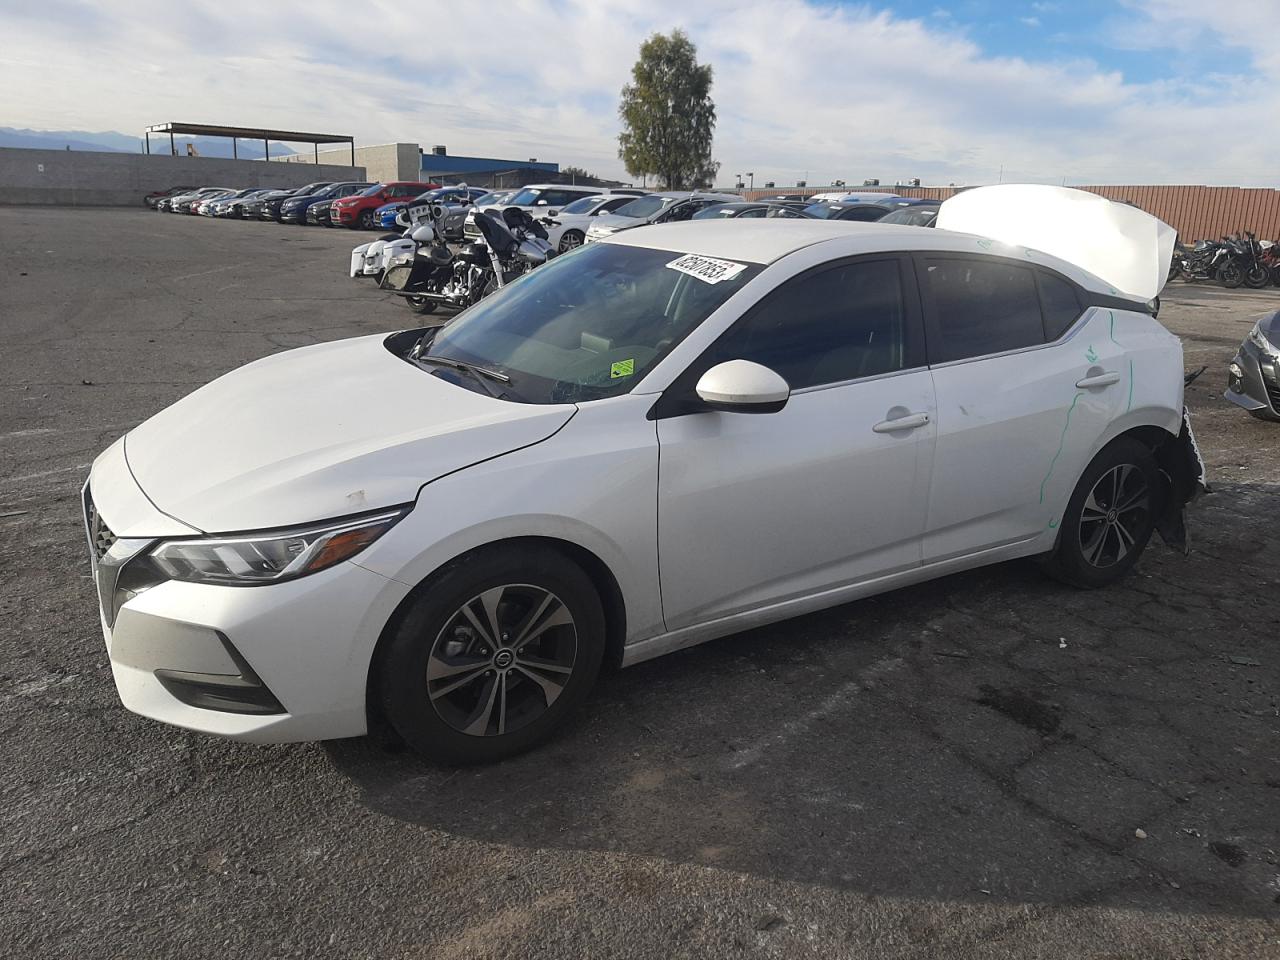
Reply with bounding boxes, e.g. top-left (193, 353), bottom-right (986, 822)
top-left (0, 127), bottom-right (296, 159)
